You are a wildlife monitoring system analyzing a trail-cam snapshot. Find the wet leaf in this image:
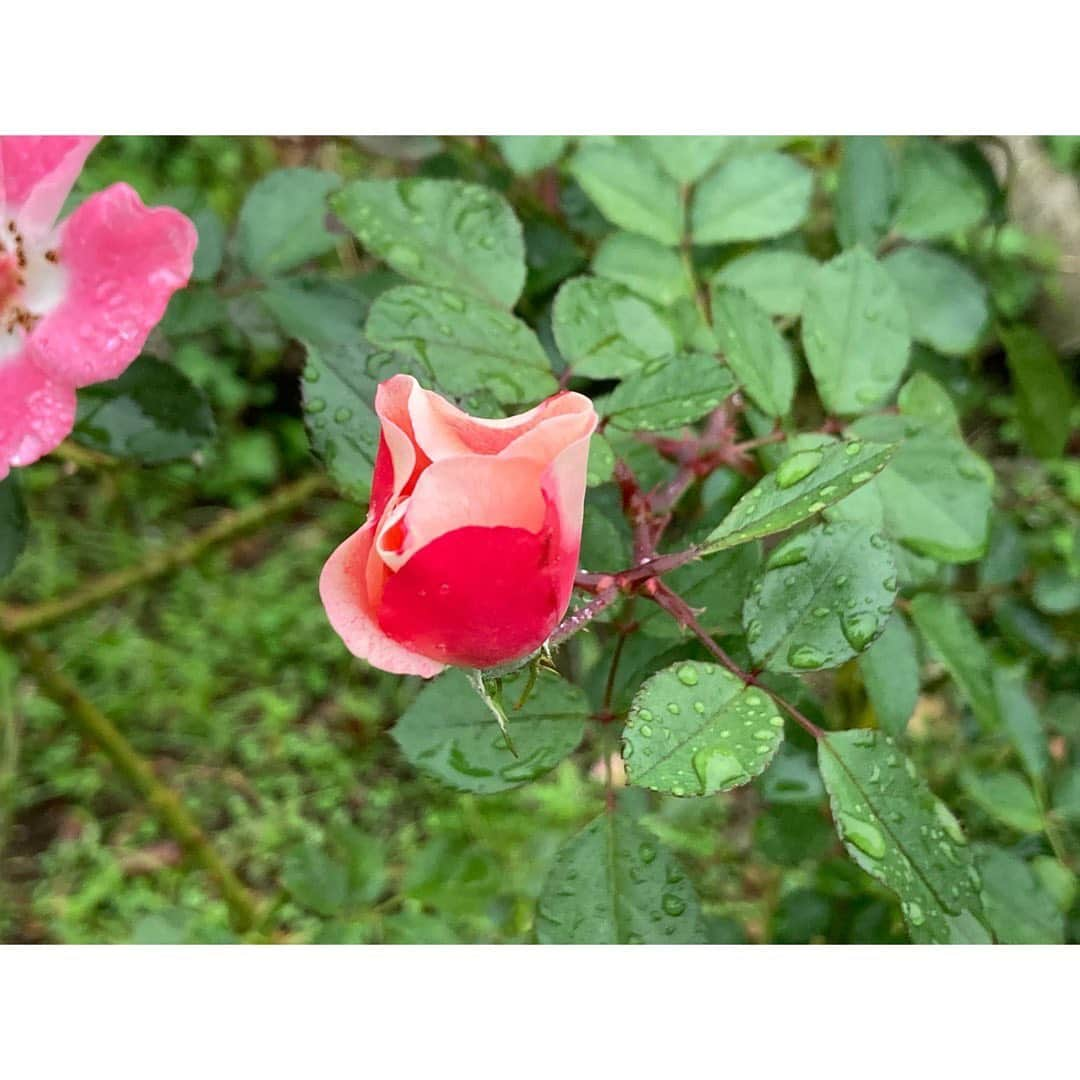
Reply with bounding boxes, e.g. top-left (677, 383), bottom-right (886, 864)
top-left (392, 669), bottom-right (587, 795)
top-left (819, 730), bottom-right (989, 943)
top-left (624, 660), bottom-right (785, 796)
